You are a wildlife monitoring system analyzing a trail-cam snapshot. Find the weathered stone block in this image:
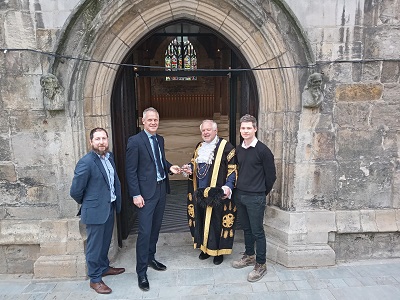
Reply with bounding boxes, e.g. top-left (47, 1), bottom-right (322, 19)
top-left (364, 27), bottom-right (400, 59)
top-left (268, 238), bottom-right (335, 268)
top-left (0, 111), bottom-right (9, 135)
top-left (2, 76), bottom-right (43, 110)
top-left (4, 244), bottom-right (40, 274)
top-left (337, 160), bottom-right (393, 209)
top-left (370, 103), bottom-right (400, 129)
top-left (305, 211), bottom-right (336, 233)
top-left (375, 209), bottom-right (398, 232)
top-left (381, 61), bottom-right (400, 83)
top-left (382, 83), bottom-right (400, 104)
top-left (362, 61), bottom-right (381, 81)
top-left (371, 233), bottom-right (400, 258)
top-left (66, 240), bottom-right (85, 255)
top-left (34, 255), bottom-right (86, 278)
top-left (293, 162), bottom-right (338, 210)
top-left (337, 129), bottom-right (393, 160)
top-left (5, 206), bottom-right (59, 220)
top-left (0, 181), bottom-right (27, 205)
top-left (0, 135), bottom-right (11, 161)
top-left (336, 210), bottom-right (361, 233)
top-left (0, 247), bottom-right (6, 273)
top-left (334, 102), bottom-right (370, 129)
top-left (396, 210), bottom-right (400, 229)
top-left (332, 233), bottom-right (374, 260)
top-left (39, 242), bottom-right (67, 256)
top-left (360, 210), bottom-right (378, 232)
top-left (39, 220), bottom-right (68, 243)
top-left (0, 220), bottom-right (40, 244)
top-left (0, 162), bottom-right (17, 182)
top-left (11, 132), bottom-right (67, 167)
top-left (352, 62), bottom-right (362, 82)
top-left (67, 219), bottom-right (85, 240)
top-left (3, 49), bottom-right (42, 75)
top-left (335, 83), bottom-right (383, 102)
